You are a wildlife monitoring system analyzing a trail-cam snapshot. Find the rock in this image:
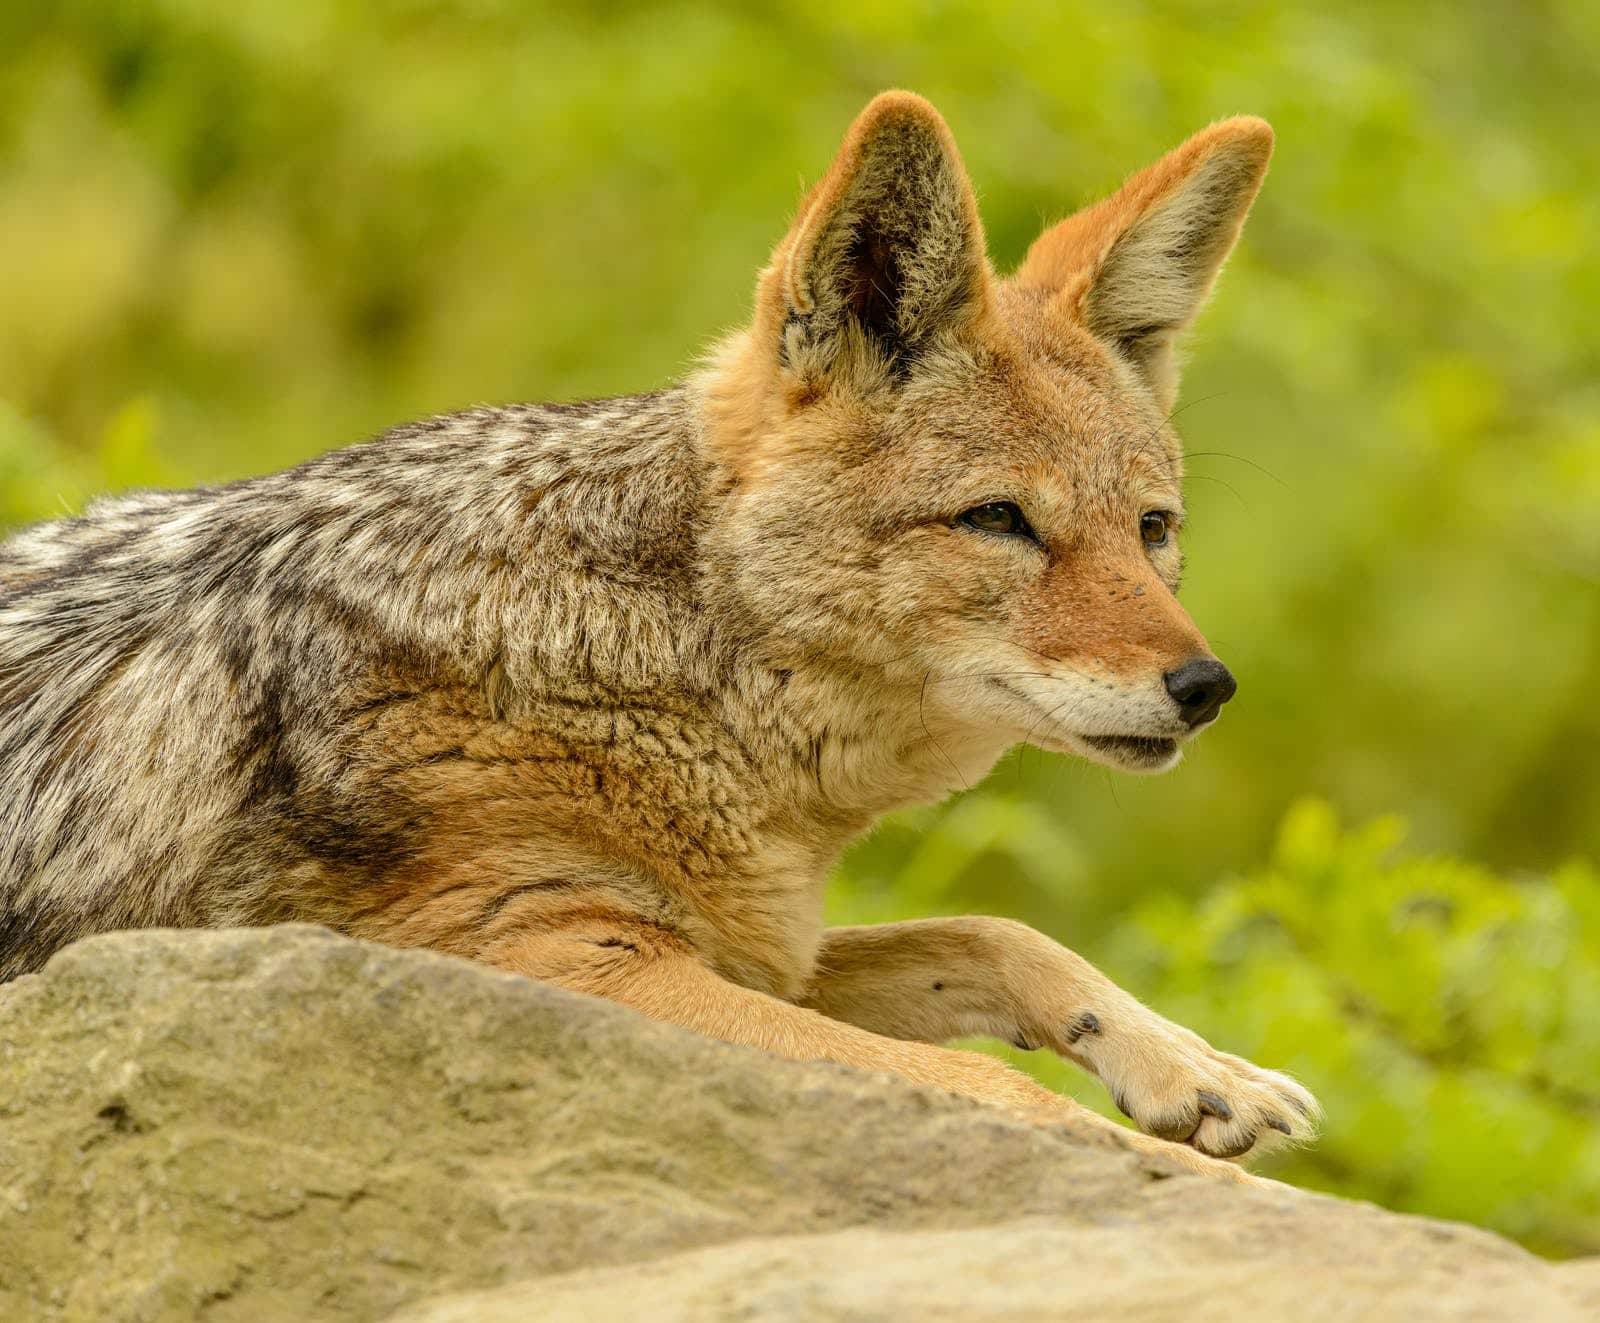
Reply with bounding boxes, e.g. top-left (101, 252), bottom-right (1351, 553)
top-left (0, 925), bottom-right (1590, 1322)
top-left (395, 1221), bottom-right (1600, 1323)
